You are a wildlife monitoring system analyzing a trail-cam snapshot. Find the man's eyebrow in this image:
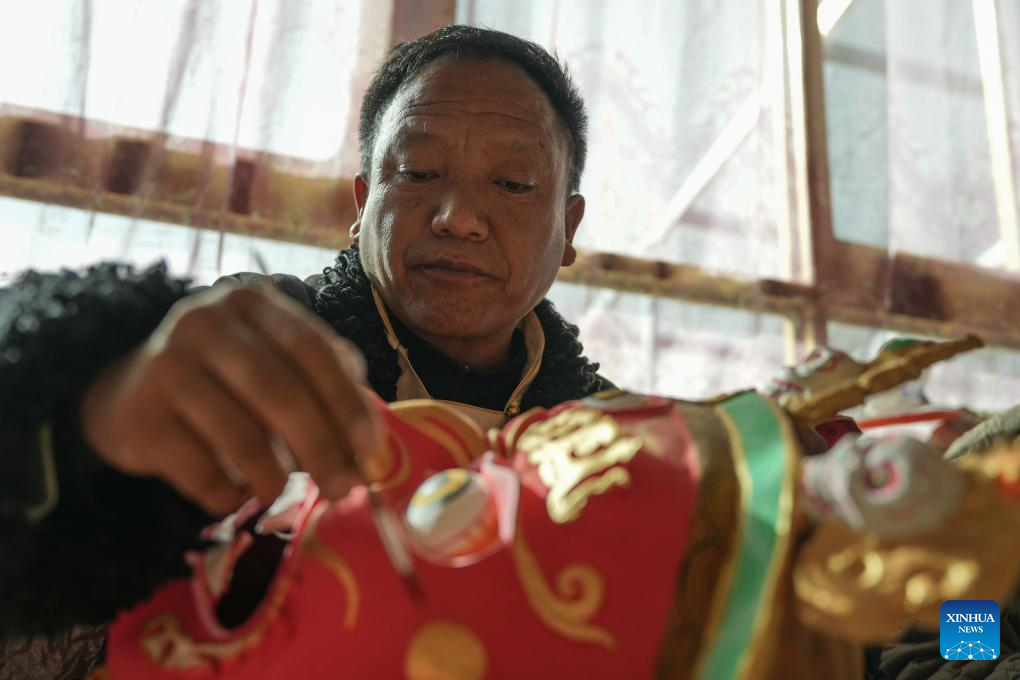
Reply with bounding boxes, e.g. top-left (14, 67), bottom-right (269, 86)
top-left (506, 139), bottom-right (535, 154)
top-left (392, 129), bottom-right (441, 146)
top-left (486, 138), bottom-right (544, 158)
